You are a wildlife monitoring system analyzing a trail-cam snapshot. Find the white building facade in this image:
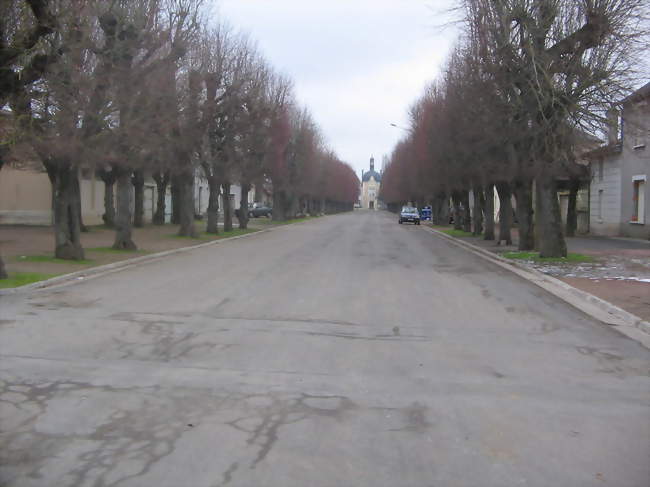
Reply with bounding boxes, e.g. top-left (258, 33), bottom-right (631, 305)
top-left (361, 157), bottom-right (381, 210)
